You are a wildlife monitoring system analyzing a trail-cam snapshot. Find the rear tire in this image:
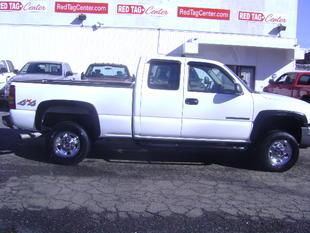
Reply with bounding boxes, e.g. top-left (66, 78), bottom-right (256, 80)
top-left (48, 122), bottom-right (91, 165)
top-left (256, 131), bottom-right (299, 172)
